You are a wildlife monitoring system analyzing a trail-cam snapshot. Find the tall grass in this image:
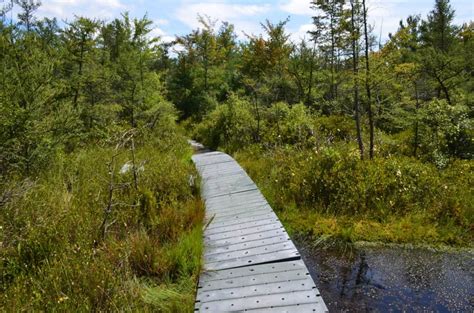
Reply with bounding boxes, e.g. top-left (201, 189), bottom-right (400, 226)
top-left (0, 130), bottom-right (204, 311)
